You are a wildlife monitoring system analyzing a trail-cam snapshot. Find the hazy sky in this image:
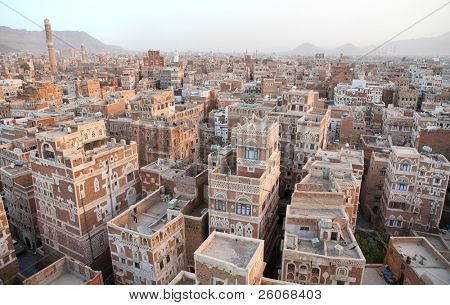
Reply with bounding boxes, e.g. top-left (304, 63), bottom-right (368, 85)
top-left (1, 0), bottom-right (449, 52)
